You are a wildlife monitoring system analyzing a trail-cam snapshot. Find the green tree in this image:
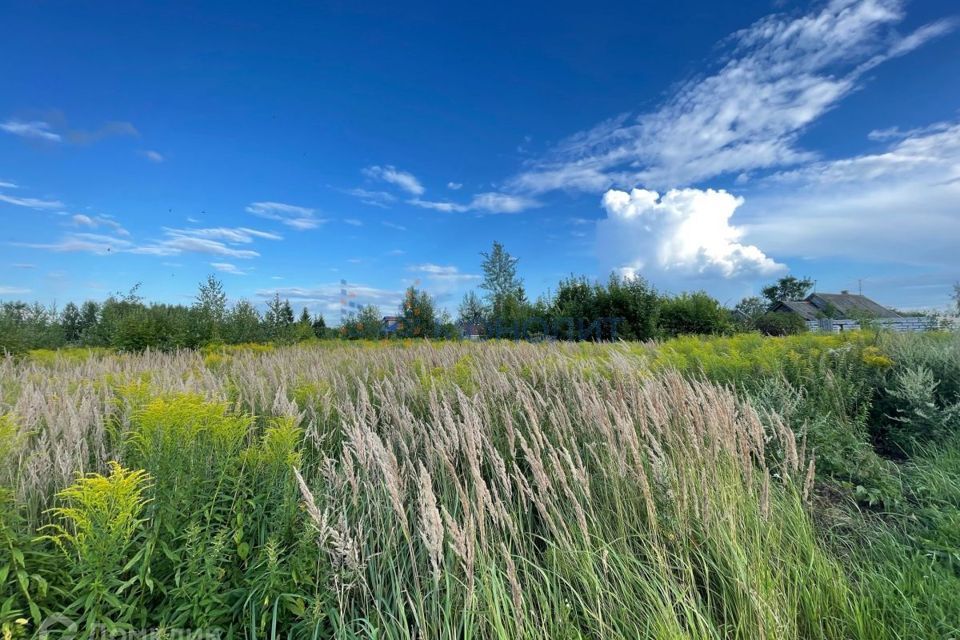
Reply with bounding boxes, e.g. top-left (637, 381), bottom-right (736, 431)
top-left (280, 300), bottom-right (295, 326)
top-left (343, 305), bottom-right (383, 340)
top-left (291, 307), bottom-right (315, 342)
top-left (398, 287), bottom-right (438, 338)
top-left (457, 291), bottom-right (486, 326)
top-left (195, 275), bottom-right (228, 341)
top-left (61, 302), bottom-right (82, 343)
top-left (953, 282), bottom-right (960, 315)
top-left (760, 276), bottom-right (814, 305)
top-left (550, 273), bottom-right (659, 341)
top-left (480, 241), bottom-right (525, 312)
top-left (79, 301), bottom-right (100, 344)
top-left (224, 300), bottom-right (263, 343)
top-left (659, 292), bottom-right (730, 337)
top-left (265, 294), bottom-right (296, 342)
top-left (599, 274), bottom-right (660, 341)
top-left (311, 312), bottom-right (327, 338)
top-left (735, 296), bottom-right (768, 321)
